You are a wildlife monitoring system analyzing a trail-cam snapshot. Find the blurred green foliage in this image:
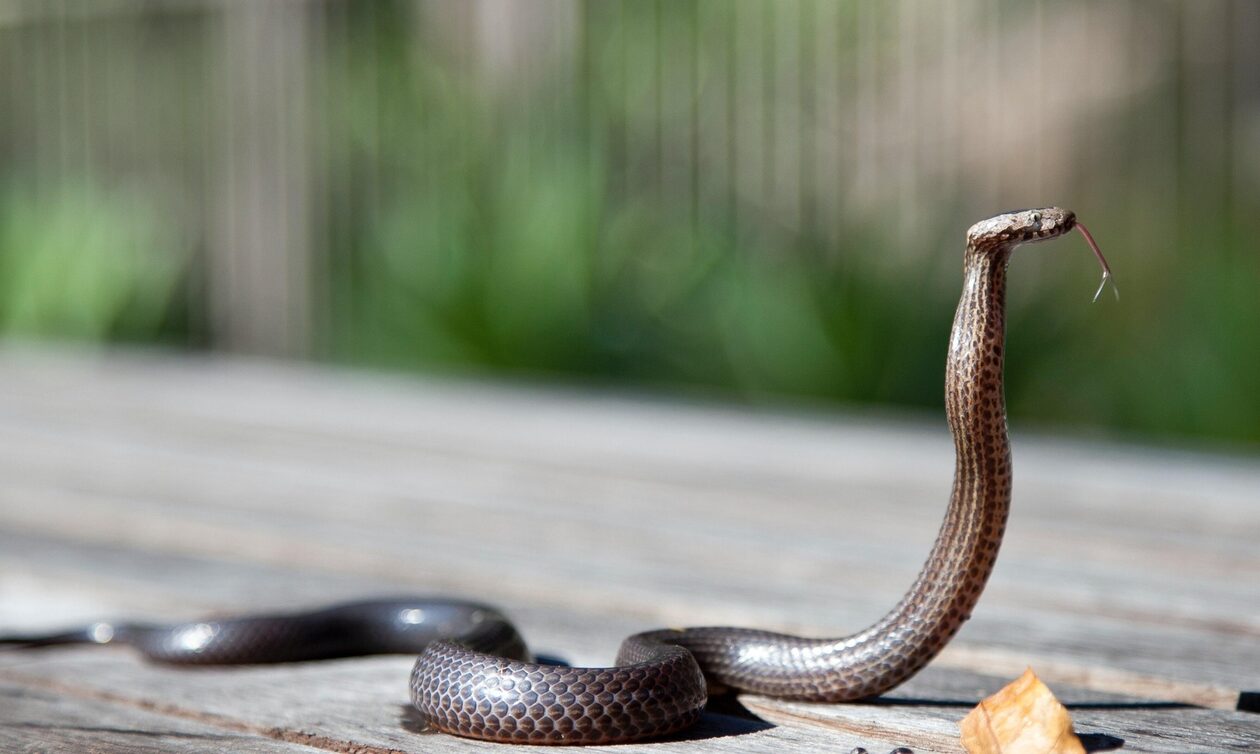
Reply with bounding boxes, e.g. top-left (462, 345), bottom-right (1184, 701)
top-left (0, 181), bottom-right (184, 342)
top-left (1, 1), bottom-right (1257, 450)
